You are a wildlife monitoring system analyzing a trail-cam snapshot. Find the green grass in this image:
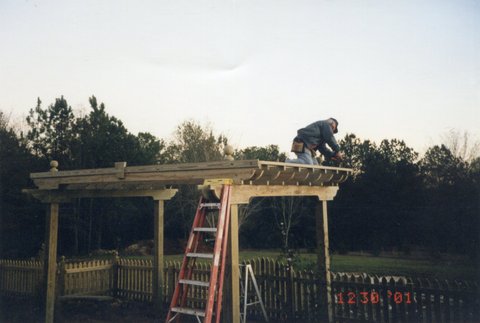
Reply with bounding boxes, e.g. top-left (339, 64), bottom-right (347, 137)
top-left (159, 250), bottom-right (477, 281)
top-left (307, 254), bottom-right (475, 281)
